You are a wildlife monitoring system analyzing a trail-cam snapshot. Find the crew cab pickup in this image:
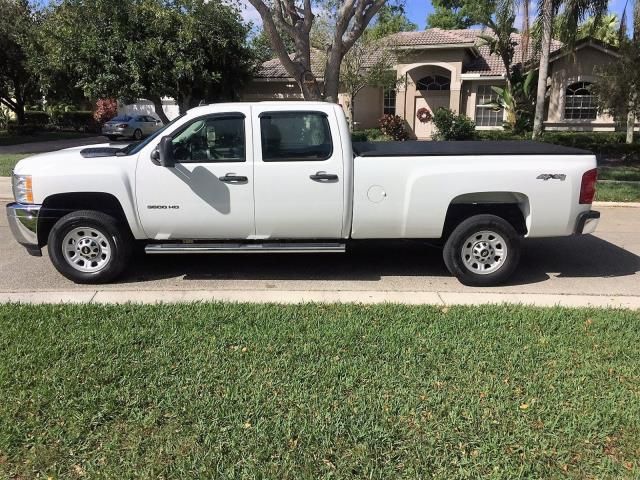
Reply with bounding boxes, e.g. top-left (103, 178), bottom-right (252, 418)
top-left (6, 102), bottom-right (600, 286)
